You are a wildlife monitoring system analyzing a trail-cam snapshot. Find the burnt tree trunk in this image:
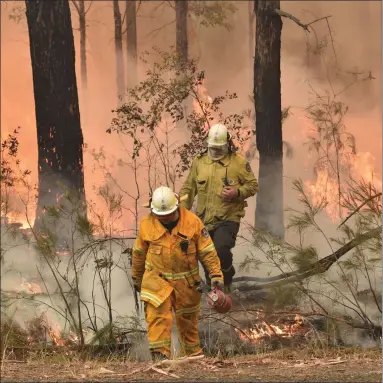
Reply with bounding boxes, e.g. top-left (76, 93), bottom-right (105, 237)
top-left (78, 1), bottom-right (87, 90)
top-left (125, 0), bottom-right (137, 89)
top-left (176, 0), bottom-right (188, 63)
top-left (113, 0), bottom-right (125, 104)
top-left (254, 0), bottom-right (284, 239)
top-left (175, 0), bottom-right (190, 130)
top-left (25, 0), bottom-right (86, 235)
top-left (248, 1), bottom-right (255, 81)
top-left (70, 1), bottom-right (88, 90)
